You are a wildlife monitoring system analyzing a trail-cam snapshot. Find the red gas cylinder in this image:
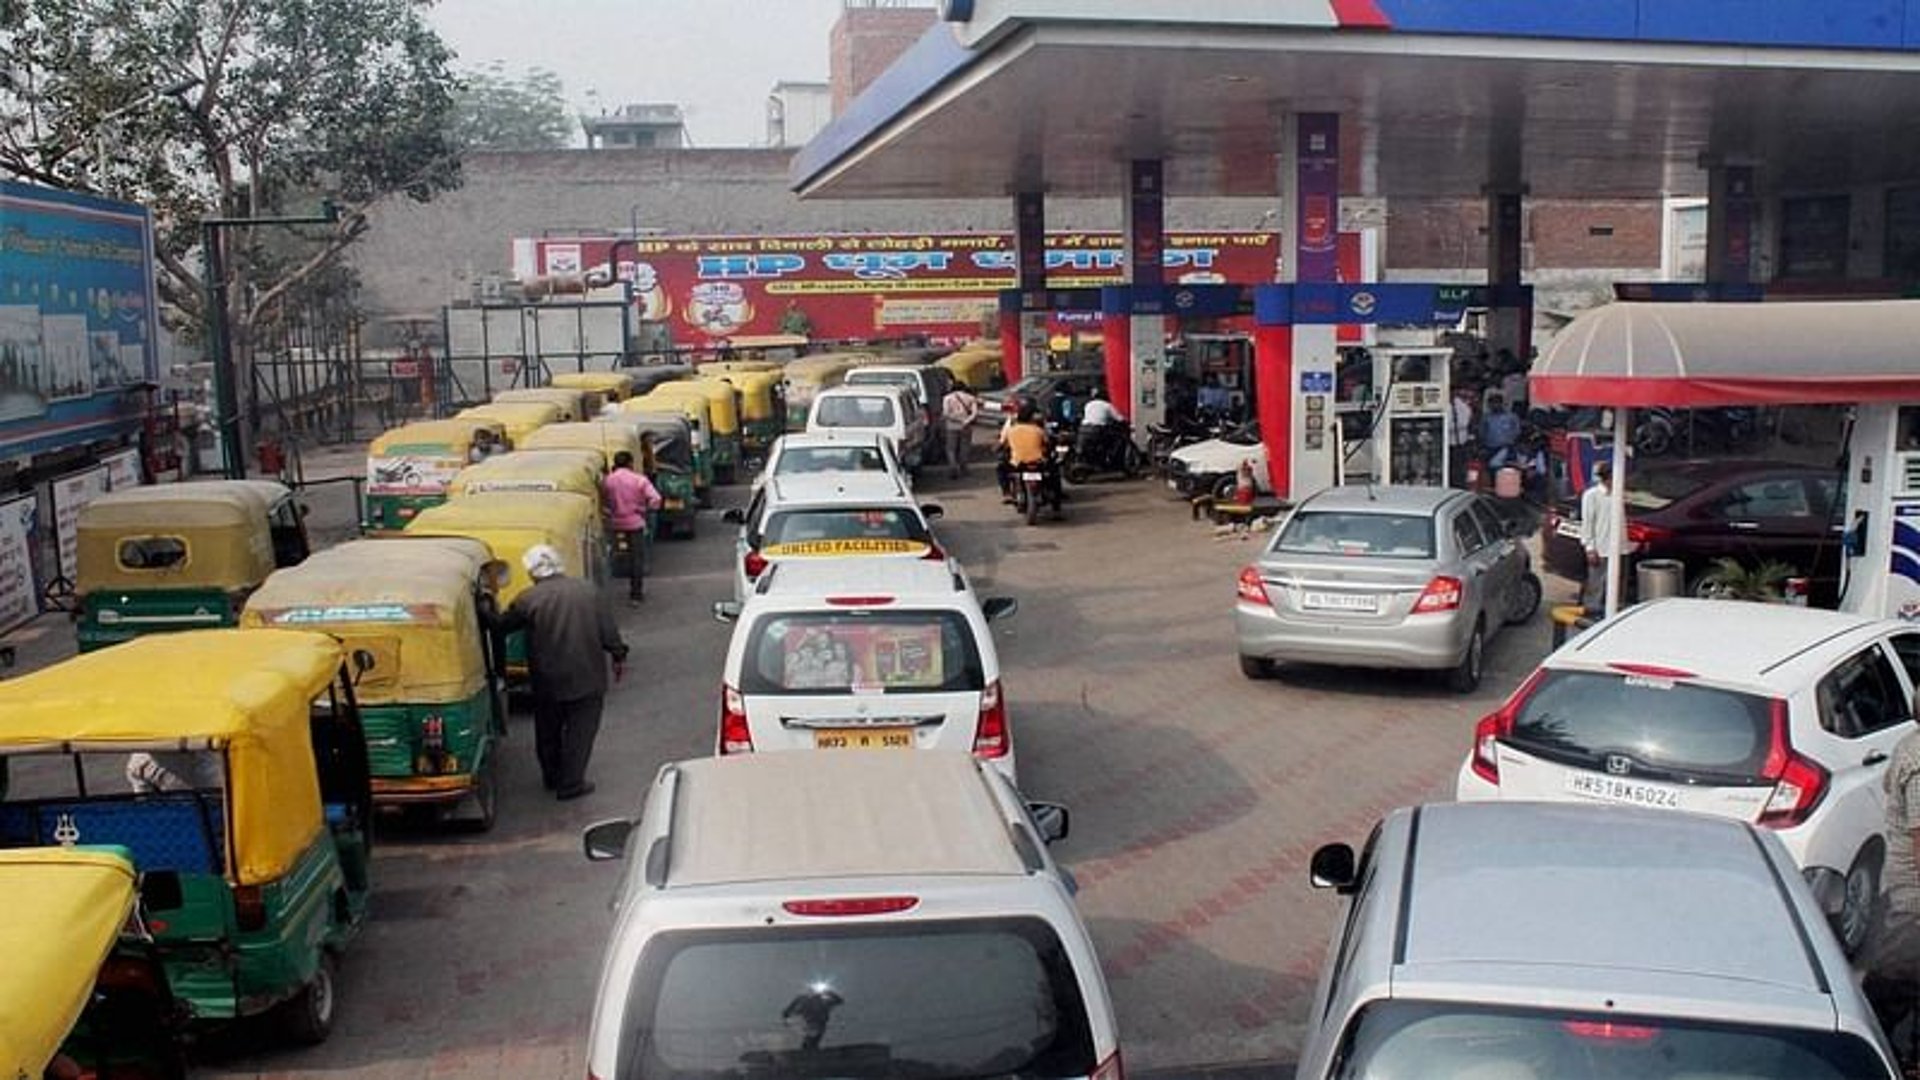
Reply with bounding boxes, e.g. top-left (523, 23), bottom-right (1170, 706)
top-left (255, 437), bottom-right (285, 476)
